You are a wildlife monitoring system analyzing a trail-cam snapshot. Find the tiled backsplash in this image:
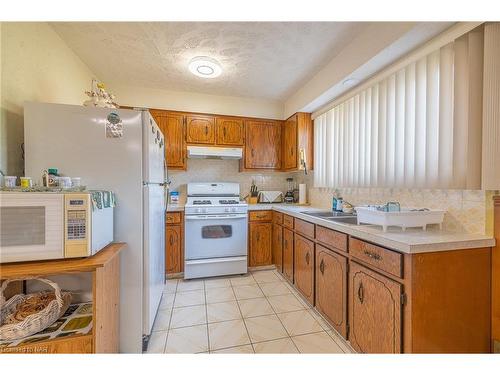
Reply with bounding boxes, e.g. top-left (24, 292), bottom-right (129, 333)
top-left (168, 159), bottom-right (300, 204)
top-left (307, 179), bottom-right (496, 235)
top-left (169, 162), bottom-right (495, 235)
